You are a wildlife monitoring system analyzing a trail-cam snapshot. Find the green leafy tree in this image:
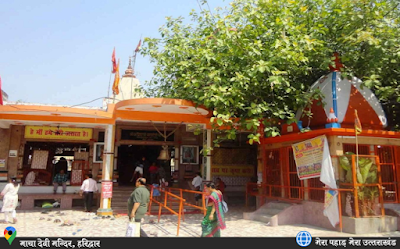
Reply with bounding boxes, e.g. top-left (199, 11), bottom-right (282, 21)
top-left (141, 0), bottom-right (400, 146)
